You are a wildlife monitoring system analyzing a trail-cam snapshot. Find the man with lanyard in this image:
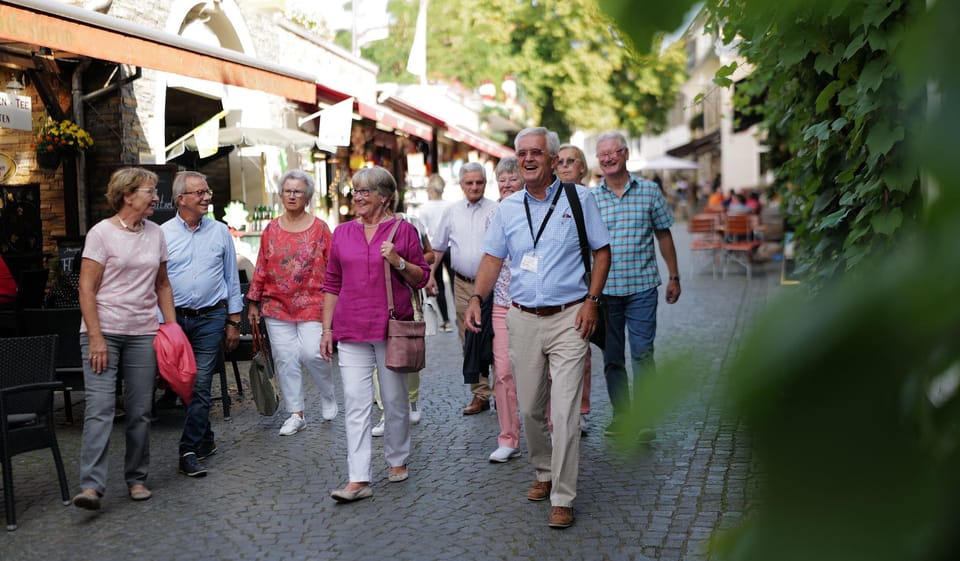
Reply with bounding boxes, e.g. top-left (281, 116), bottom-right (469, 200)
top-left (466, 127), bottom-right (611, 529)
top-left (593, 131), bottom-right (681, 439)
top-left (162, 171), bottom-right (243, 478)
top-left (428, 162), bottom-right (499, 415)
